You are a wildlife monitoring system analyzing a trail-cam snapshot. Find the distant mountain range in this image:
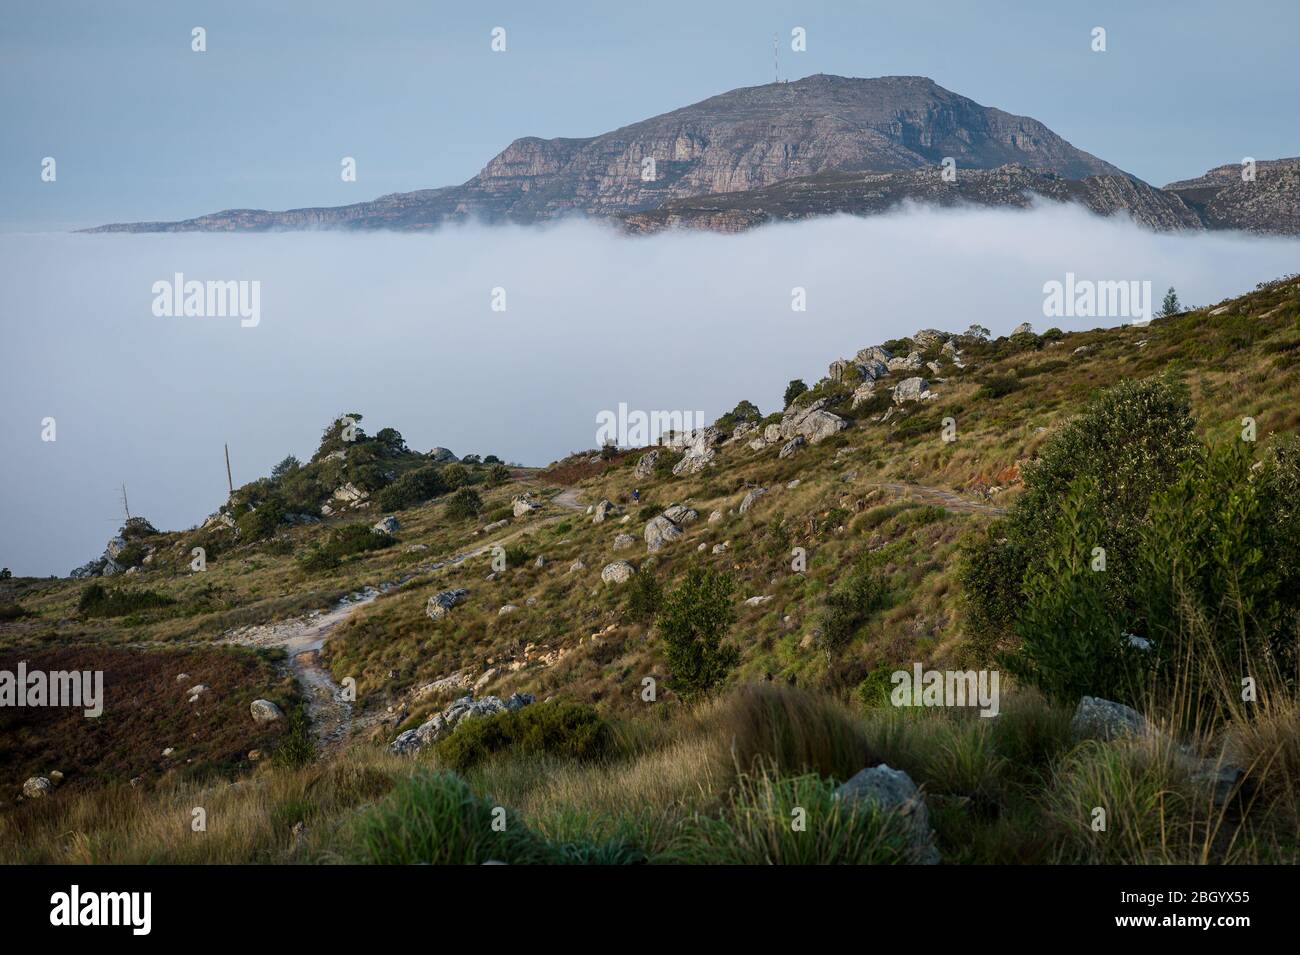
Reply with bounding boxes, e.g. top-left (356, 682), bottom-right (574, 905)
top-left (83, 74), bottom-right (1299, 236)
